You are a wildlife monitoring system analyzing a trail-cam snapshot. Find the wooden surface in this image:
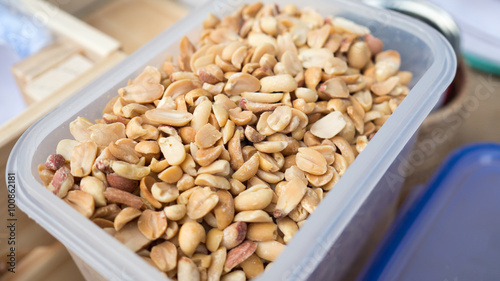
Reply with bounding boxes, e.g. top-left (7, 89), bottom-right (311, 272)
top-left (83, 0), bottom-right (188, 54)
